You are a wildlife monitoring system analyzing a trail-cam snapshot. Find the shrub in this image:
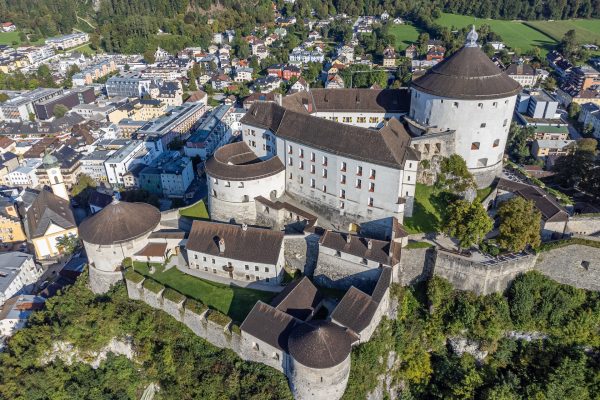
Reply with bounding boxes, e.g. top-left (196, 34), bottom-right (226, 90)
top-left (142, 279), bottom-right (164, 294)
